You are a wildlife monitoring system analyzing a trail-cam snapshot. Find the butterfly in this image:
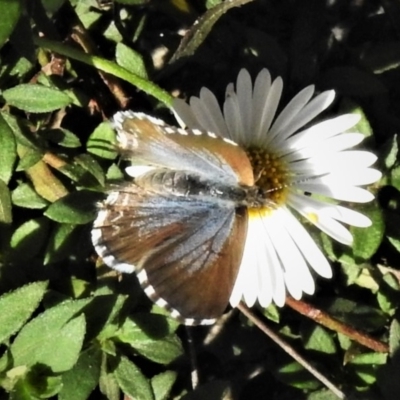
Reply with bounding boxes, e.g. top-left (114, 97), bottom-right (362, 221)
top-left (91, 111), bottom-right (266, 325)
